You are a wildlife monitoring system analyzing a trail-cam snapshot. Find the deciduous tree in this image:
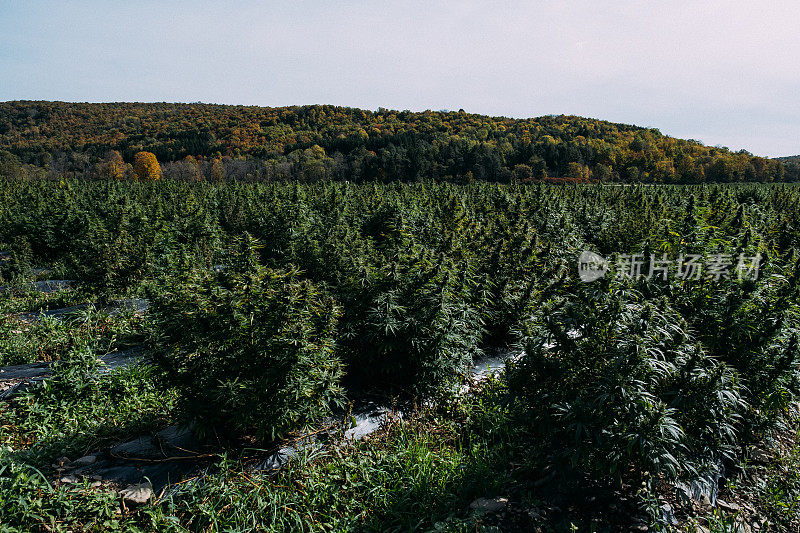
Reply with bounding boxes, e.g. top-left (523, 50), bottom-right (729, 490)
top-left (133, 151), bottom-right (162, 181)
